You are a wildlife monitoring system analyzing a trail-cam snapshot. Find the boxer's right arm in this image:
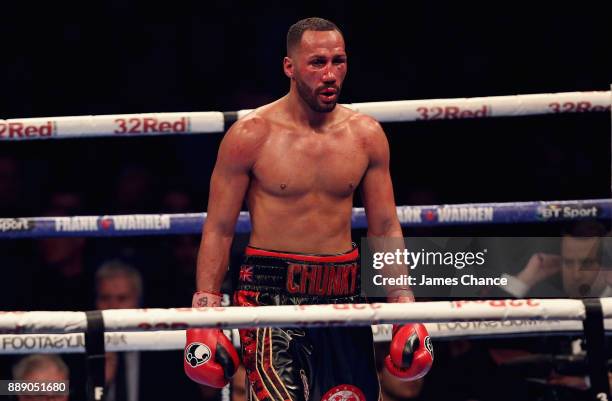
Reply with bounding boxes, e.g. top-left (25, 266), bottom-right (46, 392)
top-left (195, 116), bottom-right (267, 293)
top-left (186, 117), bottom-right (267, 387)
